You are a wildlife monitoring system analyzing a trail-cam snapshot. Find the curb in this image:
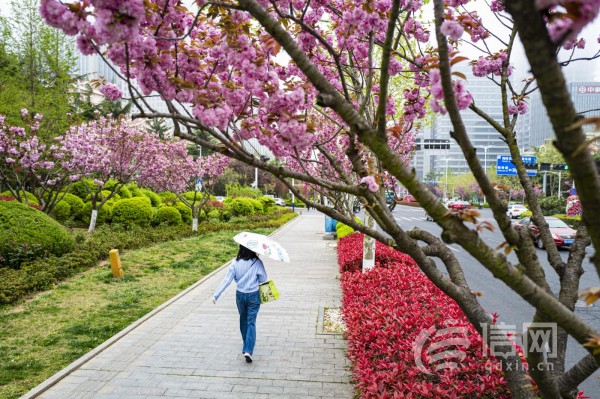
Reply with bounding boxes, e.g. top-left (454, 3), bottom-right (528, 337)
top-left (19, 214), bottom-right (303, 399)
